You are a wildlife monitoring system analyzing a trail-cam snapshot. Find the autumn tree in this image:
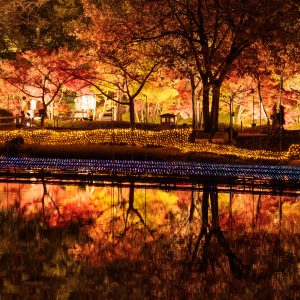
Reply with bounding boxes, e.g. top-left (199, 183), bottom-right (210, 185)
top-left (0, 78), bottom-right (24, 113)
top-left (135, 71), bottom-right (180, 124)
top-left (0, 48), bottom-right (91, 127)
top-left (120, 0), bottom-right (298, 134)
top-left (234, 33), bottom-right (299, 127)
top-left (76, 1), bottom-right (165, 129)
top-left (219, 74), bottom-right (255, 136)
top-left (166, 60), bottom-right (202, 133)
top-left (90, 47), bottom-right (162, 128)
